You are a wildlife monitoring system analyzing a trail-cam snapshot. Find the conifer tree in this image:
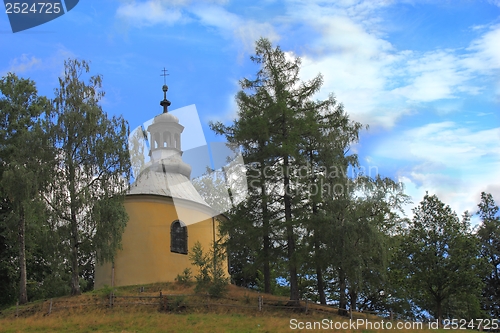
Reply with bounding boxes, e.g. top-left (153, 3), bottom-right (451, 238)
top-left (295, 94), bottom-right (364, 305)
top-left (212, 38), bottom-right (333, 302)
